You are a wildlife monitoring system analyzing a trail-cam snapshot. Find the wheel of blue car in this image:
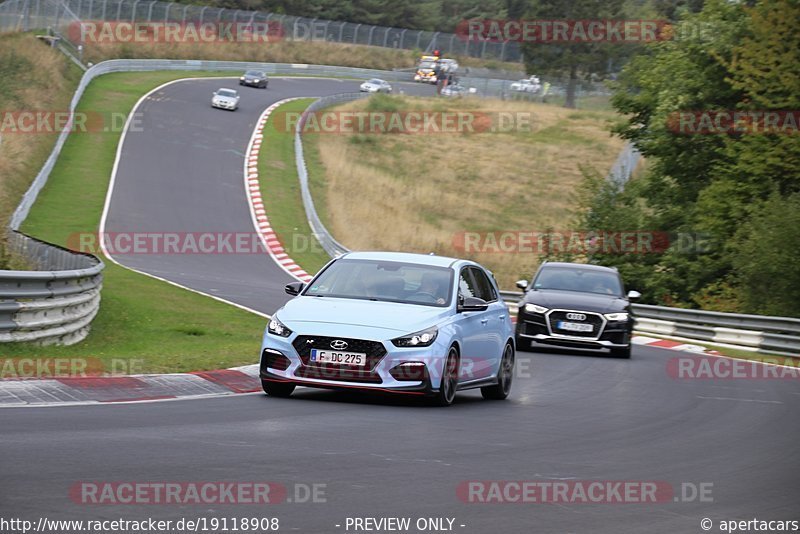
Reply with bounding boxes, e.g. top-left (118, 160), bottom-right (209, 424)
top-left (262, 379), bottom-right (295, 398)
top-left (481, 343), bottom-right (514, 400)
top-left (433, 347), bottom-right (459, 407)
